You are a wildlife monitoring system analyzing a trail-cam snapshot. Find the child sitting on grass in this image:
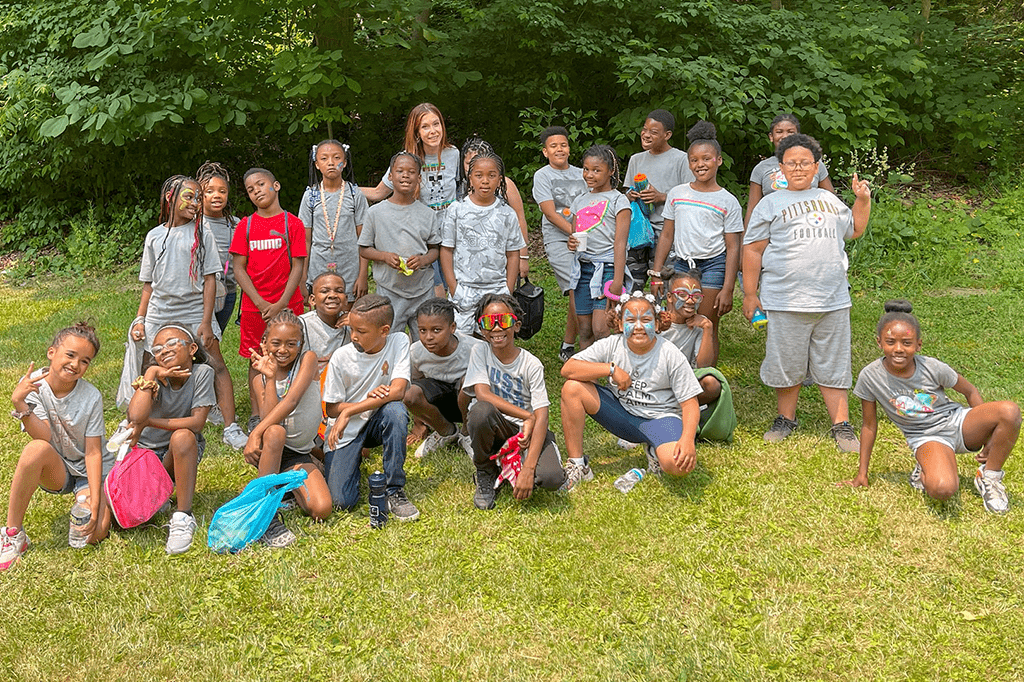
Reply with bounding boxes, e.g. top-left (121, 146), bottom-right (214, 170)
top-left (406, 298), bottom-right (479, 459)
top-left (127, 324), bottom-right (215, 554)
top-left (842, 300), bottom-right (1021, 513)
top-left (464, 294), bottom-right (565, 509)
top-left (560, 293), bottom-right (702, 490)
top-left (742, 133), bottom-right (871, 451)
top-left (2, 323), bottom-right (112, 570)
top-left (322, 295), bottom-right (419, 521)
